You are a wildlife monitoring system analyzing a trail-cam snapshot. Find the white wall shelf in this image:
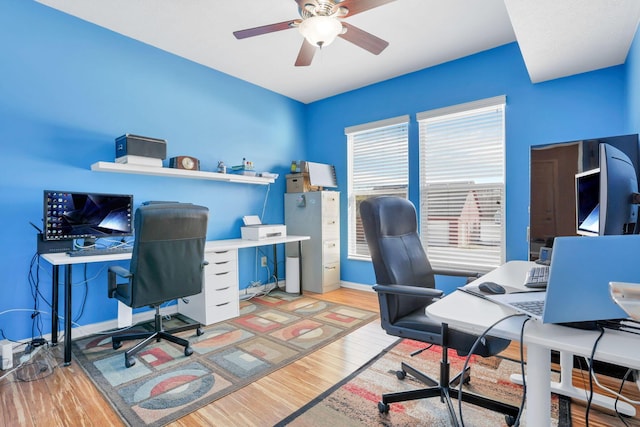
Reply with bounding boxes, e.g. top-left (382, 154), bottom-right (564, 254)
top-left (90, 161), bottom-right (275, 185)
